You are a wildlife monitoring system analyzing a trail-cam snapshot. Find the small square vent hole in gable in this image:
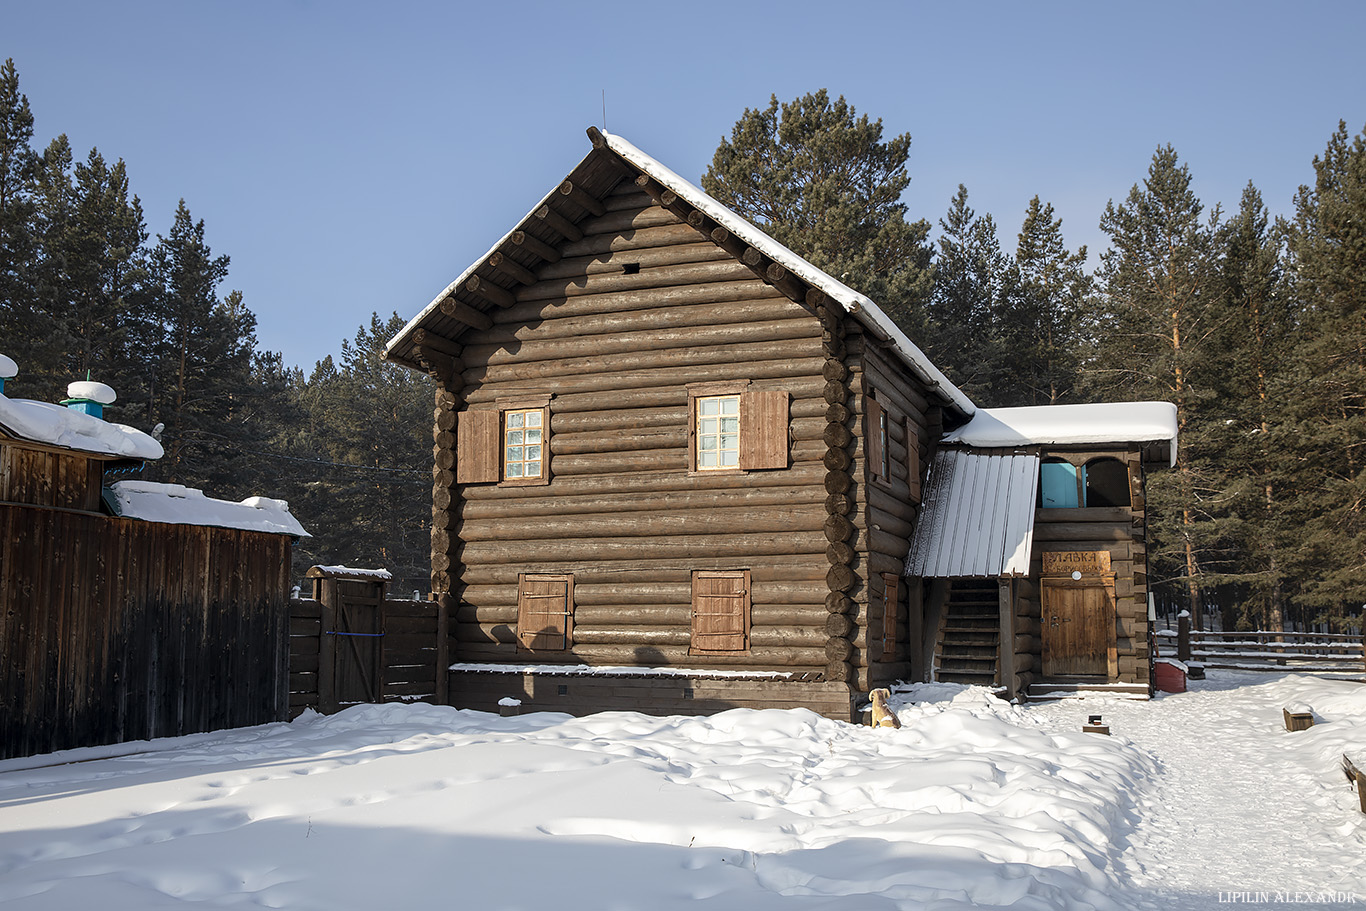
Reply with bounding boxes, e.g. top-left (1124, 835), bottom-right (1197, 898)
top-left (622, 262), bottom-right (640, 274)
